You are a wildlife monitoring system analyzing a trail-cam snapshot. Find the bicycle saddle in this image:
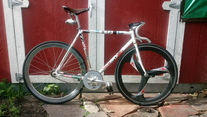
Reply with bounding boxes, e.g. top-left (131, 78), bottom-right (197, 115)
top-left (129, 22), bottom-right (145, 29)
top-left (62, 6), bottom-right (89, 15)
